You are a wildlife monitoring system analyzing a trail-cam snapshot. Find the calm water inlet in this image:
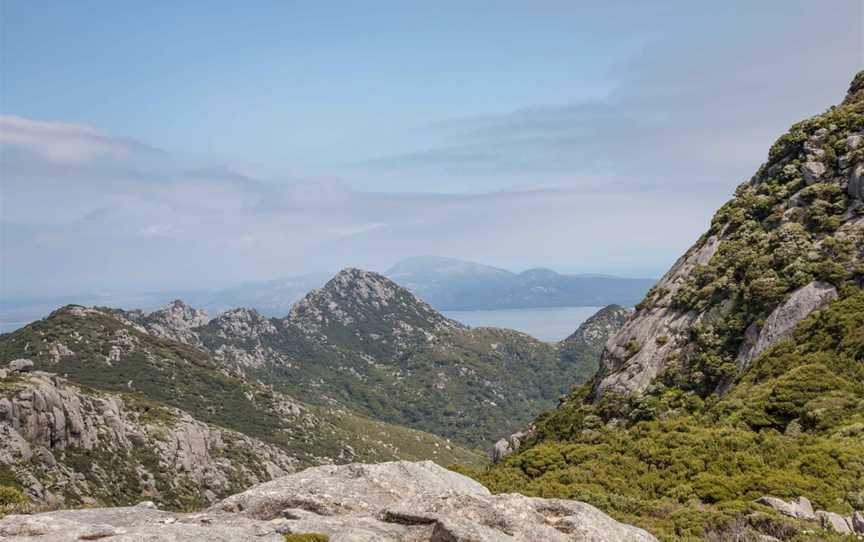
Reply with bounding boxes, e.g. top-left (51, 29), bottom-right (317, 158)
top-left (442, 306), bottom-right (606, 342)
